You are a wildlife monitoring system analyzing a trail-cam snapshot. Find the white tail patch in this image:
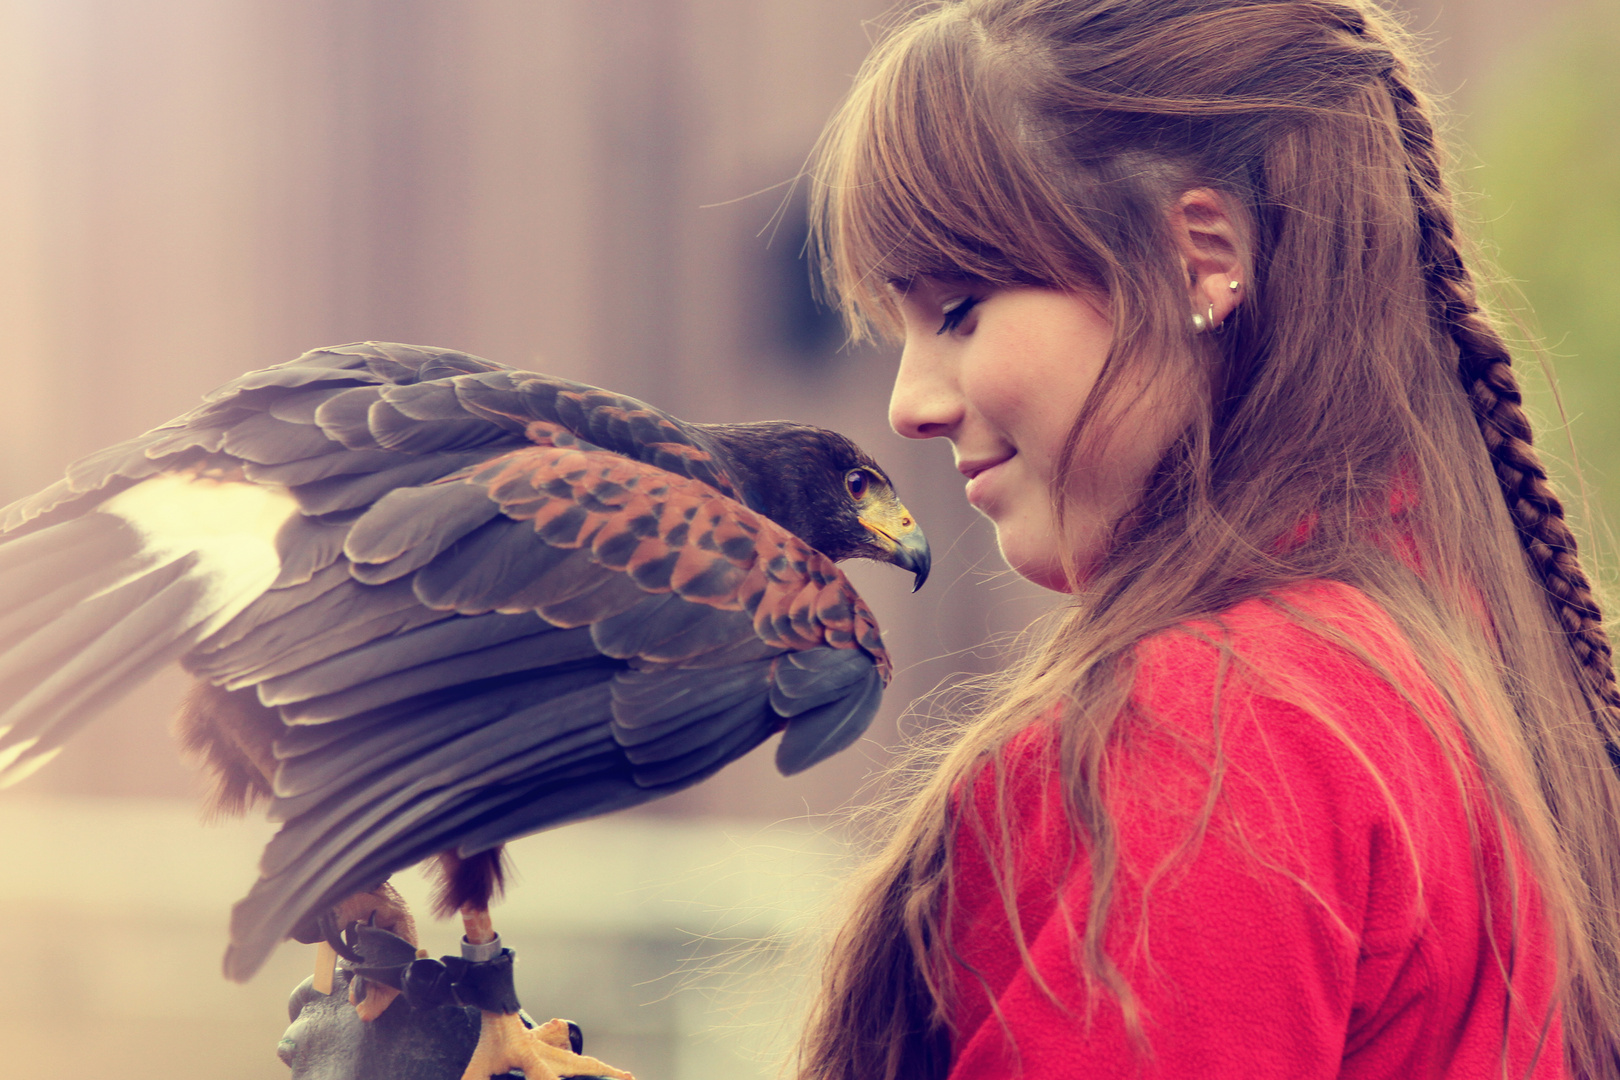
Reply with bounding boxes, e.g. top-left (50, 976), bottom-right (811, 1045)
top-left (0, 732), bottom-right (39, 773)
top-left (96, 474), bottom-right (298, 640)
top-left (0, 734), bottom-right (61, 787)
